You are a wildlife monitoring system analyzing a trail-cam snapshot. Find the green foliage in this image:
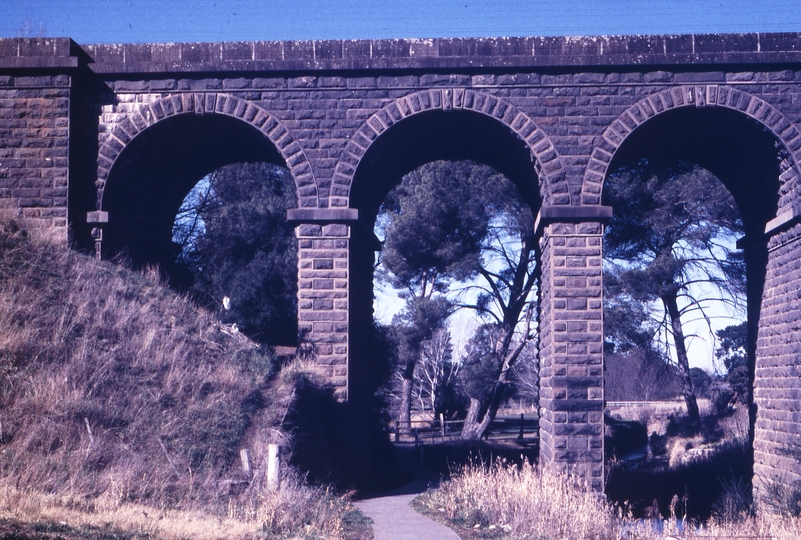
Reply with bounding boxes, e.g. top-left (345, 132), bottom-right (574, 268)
top-left (173, 162), bottom-right (298, 346)
top-left (690, 367), bottom-right (712, 398)
top-left (460, 325), bottom-right (505, 403)
top-left (604, 159), bottom-right (746, 428)
top-left (716, 321), bottom-right (750, 404)
top-left (605, 160), bottom-right (745, 305)
top-left (603, 270), bottom-right (657, 353)
top-left (604, 348), bottom-right (681, 400)
top-left (379, 161), bottom-right (501, 295)
top-left (379, 160), bottom-right (537, 432)
top-left (392, 295), bottom-right (452, 364)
